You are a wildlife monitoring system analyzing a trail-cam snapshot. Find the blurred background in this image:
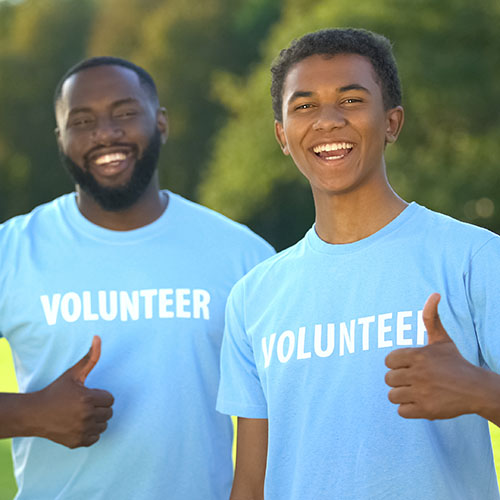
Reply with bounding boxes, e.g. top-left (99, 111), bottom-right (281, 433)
top-left (1, 0), bottom-right (500, 496)
top-left (0, 0), bottom-right (499, 250)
